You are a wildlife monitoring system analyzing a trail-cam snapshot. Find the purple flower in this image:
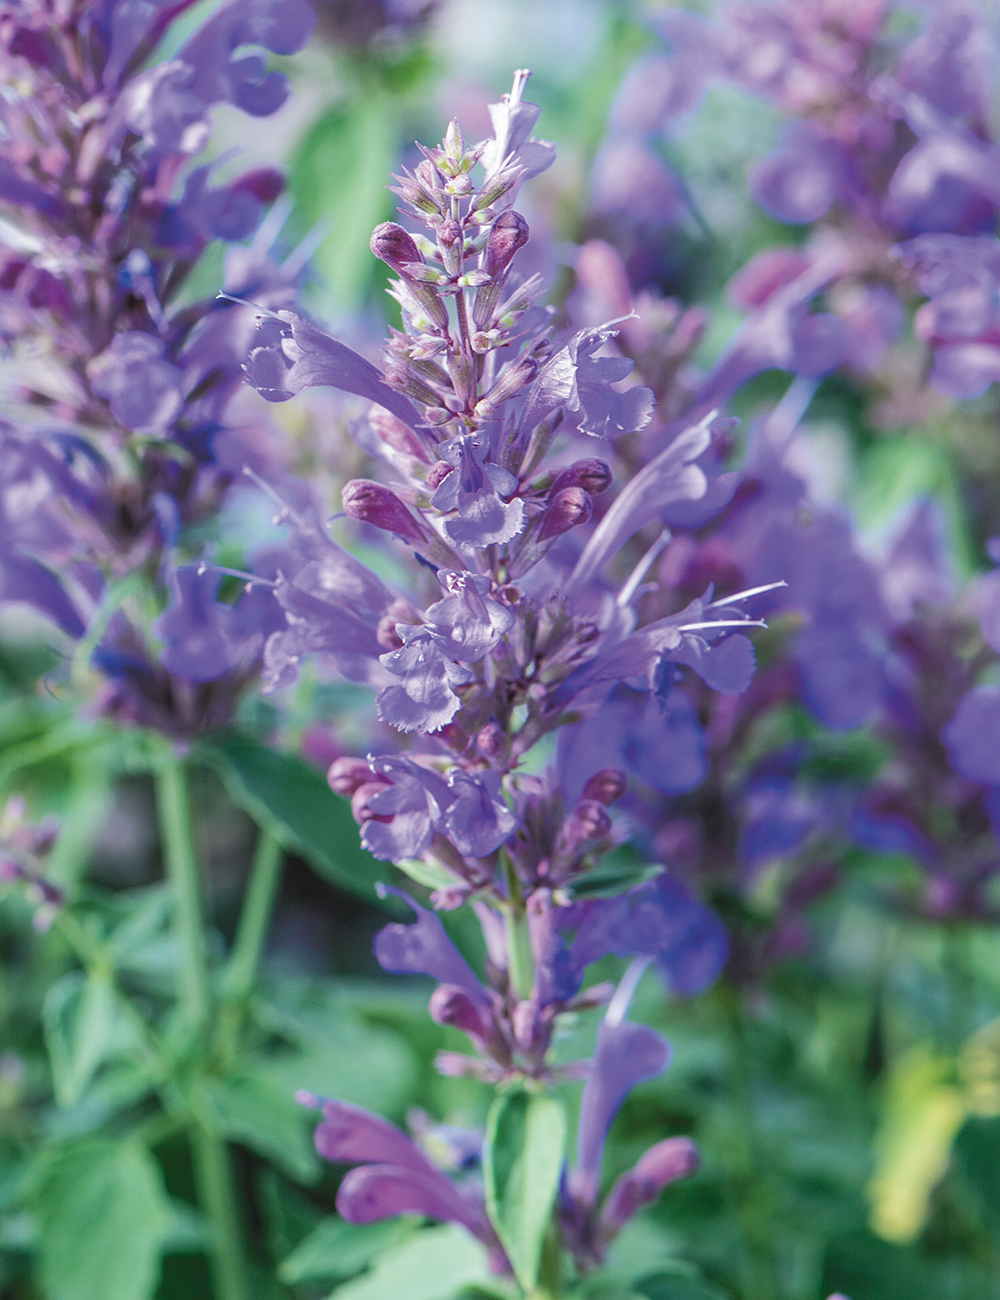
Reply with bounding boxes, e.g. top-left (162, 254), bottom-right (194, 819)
top-left (573, 965), bottom-right (671, 1206)
top-left (376, 626), bottom-right (476, 734)
top-left (429, 435), bottom-right (526, 551)
top-left (89, 333), bottom-right (185, 434)
top-left (359, 759), bottom-right (453, 860)
top-left (751, 123), bottom-right (851, 225)
top-left (942, 687), bottom-right (1000, 785)
top-left (245, 310), bottom-right (421, 428)
top-left (444, 770), bottom-right (519, 858)
top-left (304, 1097), bottom-right (486, 1236)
